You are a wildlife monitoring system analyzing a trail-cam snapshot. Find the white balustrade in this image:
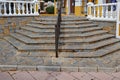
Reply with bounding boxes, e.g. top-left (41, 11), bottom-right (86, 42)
top-left (0, 0), bottom-right (39, 16)
top-left (87, 2), bottom-right (117, 21)
top-left (116, 1), bottom-right (120, 38)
